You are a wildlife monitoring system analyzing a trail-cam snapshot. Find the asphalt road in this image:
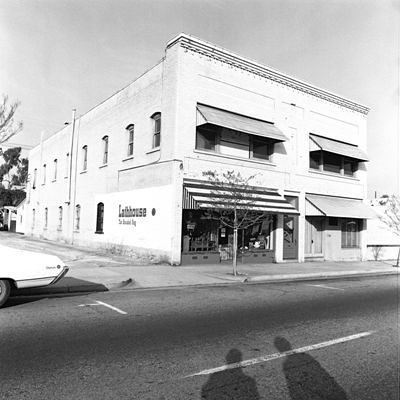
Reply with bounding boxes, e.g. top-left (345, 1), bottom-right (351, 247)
top-left (1, 275), bottom-right (399, 399)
